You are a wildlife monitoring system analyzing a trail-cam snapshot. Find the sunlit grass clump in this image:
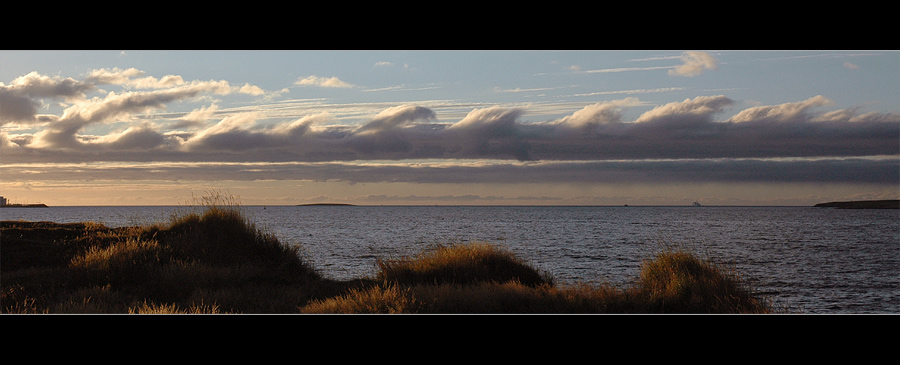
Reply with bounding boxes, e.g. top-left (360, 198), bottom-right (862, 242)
top-left (1, 195), bottom-right (777, 314)
top-left (636, 250), bottom-right (772, 313)
top-left (375, 242), bottom-right (554, 287)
